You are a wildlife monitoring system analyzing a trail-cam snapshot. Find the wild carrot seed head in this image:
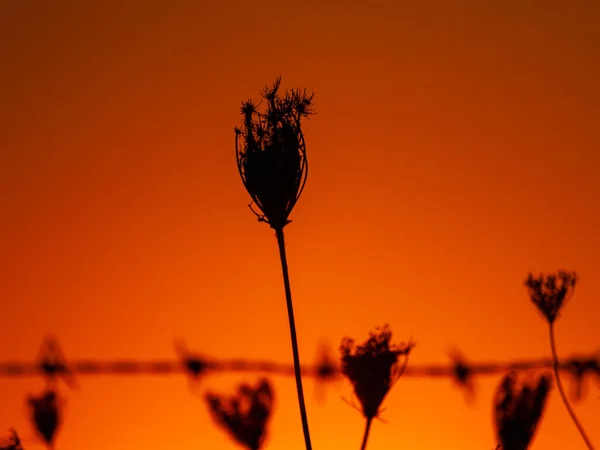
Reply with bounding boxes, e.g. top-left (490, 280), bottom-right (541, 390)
top-left (494, 371), bottom-right (551, 450)
top-left (339, 325), bottom-right (415, 419)
top-left (525, 271), bottom-right (577, 324)
top-left (235, 77), bottom-right (315, 230)
top-left (205, 378), bottom-right (274, 450)
top-left (28, 389), bottom-right (61, 446)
